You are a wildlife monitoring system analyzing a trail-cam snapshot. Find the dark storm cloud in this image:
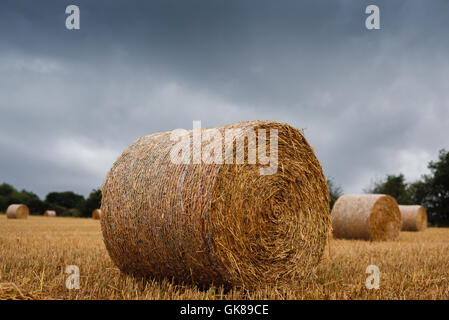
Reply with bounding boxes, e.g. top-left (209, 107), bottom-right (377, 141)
top-left (0, 0), bottom-right (448, 197)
